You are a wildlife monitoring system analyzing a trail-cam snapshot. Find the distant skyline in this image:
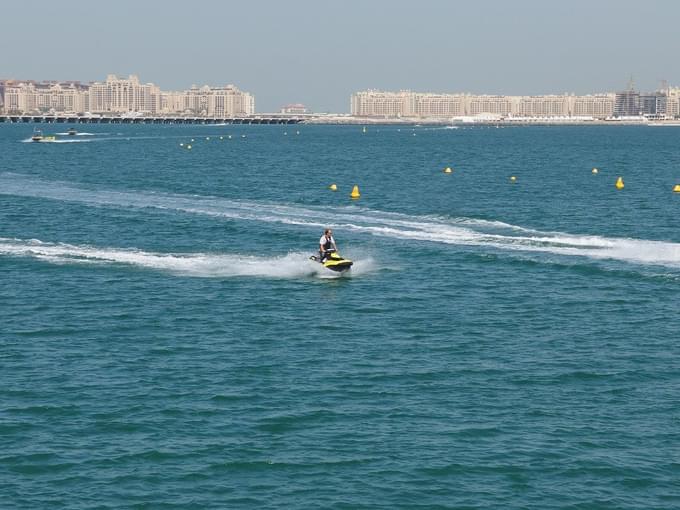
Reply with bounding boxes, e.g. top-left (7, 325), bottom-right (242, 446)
top-left (2, 0), bottom-right (680, 113)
